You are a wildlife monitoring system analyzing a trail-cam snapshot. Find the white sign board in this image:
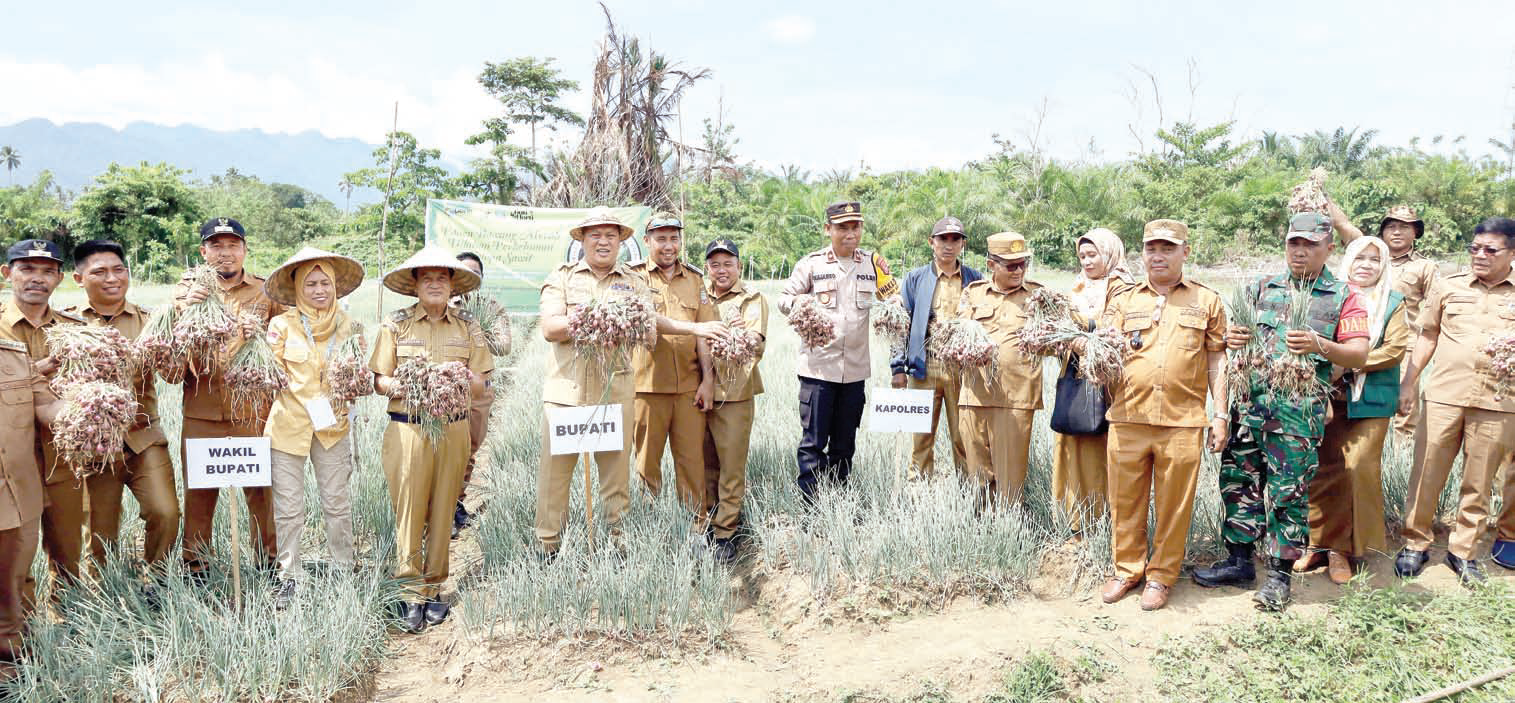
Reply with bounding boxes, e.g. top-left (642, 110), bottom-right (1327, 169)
top-left (185, 437), bottom-right (273, 489)
top-left (547, 404), bottom-right (625, 455)
top-left (867, 388), bottom-right (935, 434)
